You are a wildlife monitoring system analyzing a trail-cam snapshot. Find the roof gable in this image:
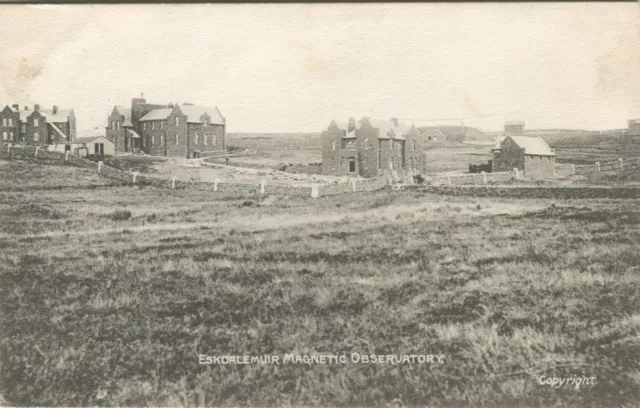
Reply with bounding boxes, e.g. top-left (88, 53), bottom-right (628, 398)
top-left (495, 135), bottom-right (555, 156)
